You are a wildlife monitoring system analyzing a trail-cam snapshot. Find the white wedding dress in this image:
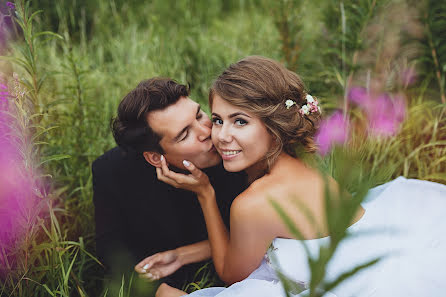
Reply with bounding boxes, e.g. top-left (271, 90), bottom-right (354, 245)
top-left (186, 177), bottom-right (446, 297)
